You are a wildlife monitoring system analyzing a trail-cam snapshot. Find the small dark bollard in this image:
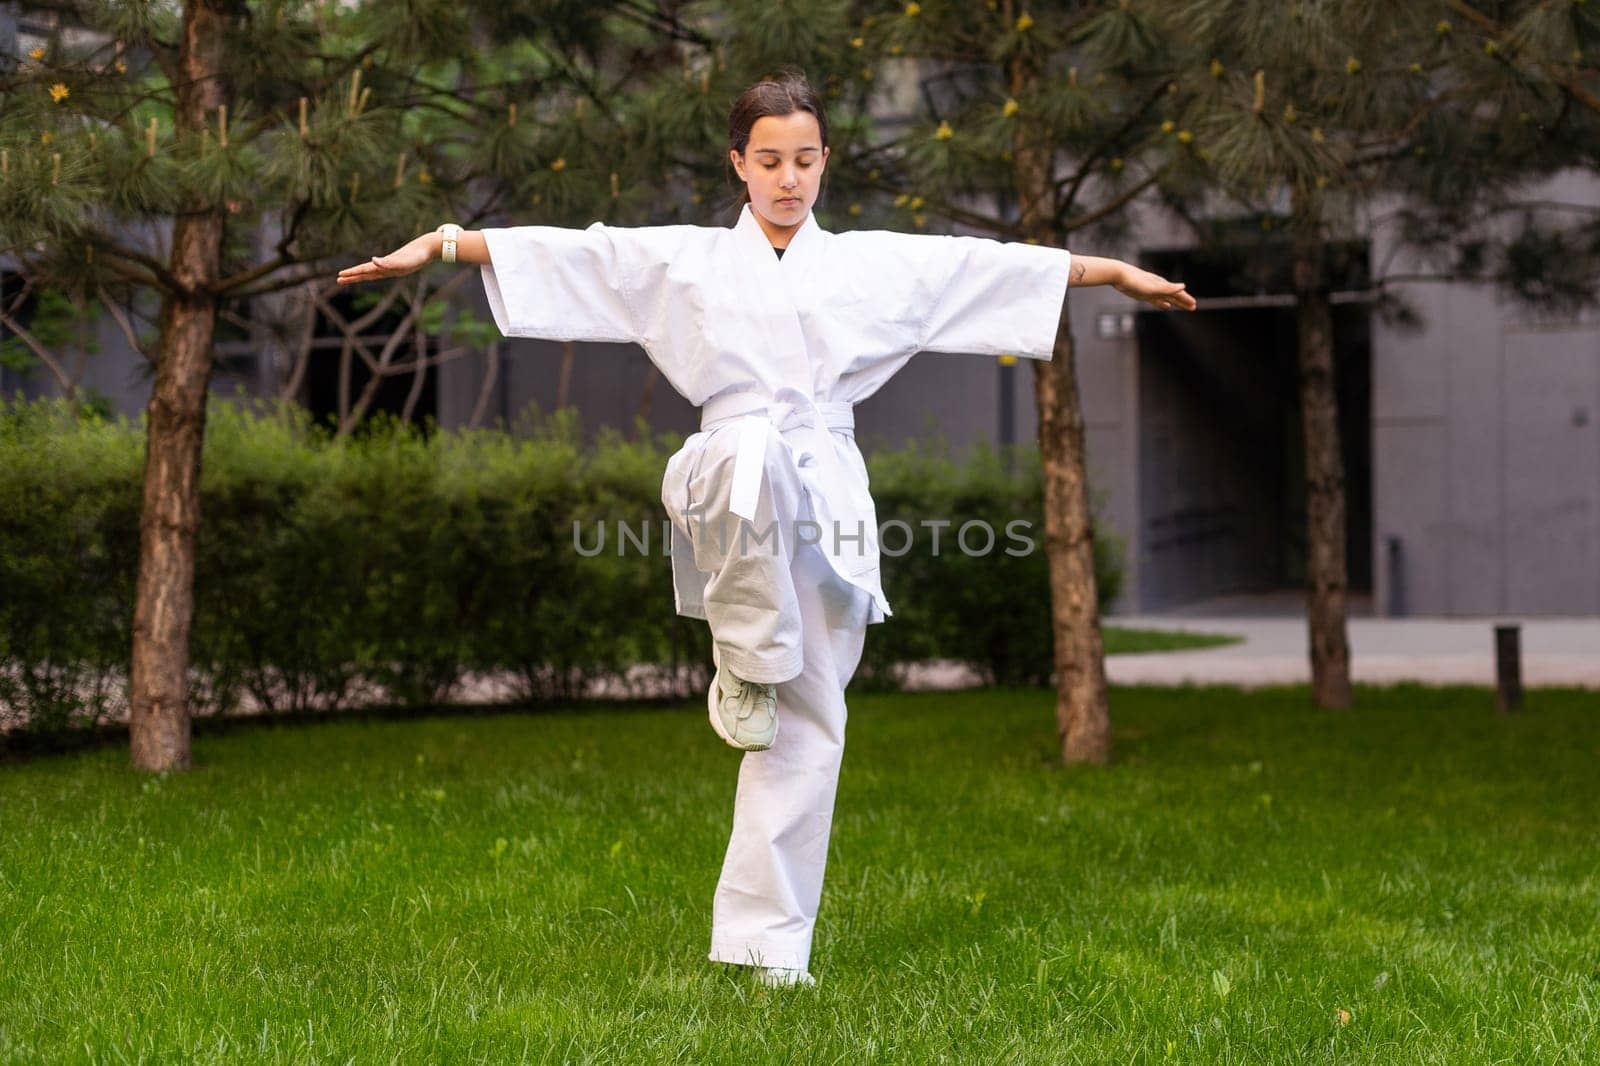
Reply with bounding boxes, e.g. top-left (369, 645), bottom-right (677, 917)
top-left (1494, 624), bottom-right (1523, 714)
top-left (1385, 535), bottom-right (1406, 617)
